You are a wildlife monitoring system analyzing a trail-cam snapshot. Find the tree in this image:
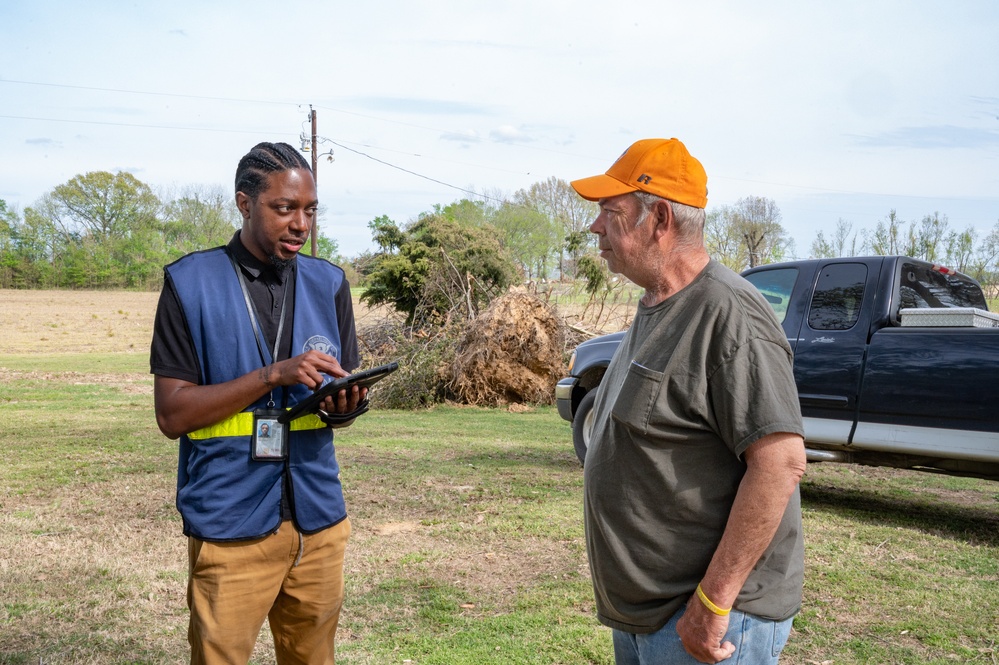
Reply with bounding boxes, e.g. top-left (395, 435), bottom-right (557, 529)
top-left (810, 219), bottom-right (857, 258)
top-left (945, 226), bottom-right (977, 274)
top-left (368, 214), bottom-right (405, 251)
top-left (491, 201), bottom-right (559, 280)
top-left (46, 171), bottom-right (160, 241)
top-left (161, 185), bottom-right (239, 257)
top-left (962, 219), bottom-right (999, 295)
top-left (0, 200), bottom-right (21, 285)
top-left (732, 196), bottom-right (790, 268)
top-left (915, 212), bottom-right (949, 262)
top-left (362, 213), bottom-right (519, 325)
top-left (315, 231), bottom-right (342, 264)
top-left (27, 171), bottom-right (164, 288)
top-left (0, 199), bottom-right (17, 253)
top-left (706, 196), bottom-right (791, 270)
top-left (2, 206), bottom-right (61, 287)
top-left (435, 199), bottom-right (493, 228)
top-left (512, 177), bottom-right (597, 279)
top-left (705, 208), bottom-right (746, 270)
top-left (865, 209), bottom-right (905, 256)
